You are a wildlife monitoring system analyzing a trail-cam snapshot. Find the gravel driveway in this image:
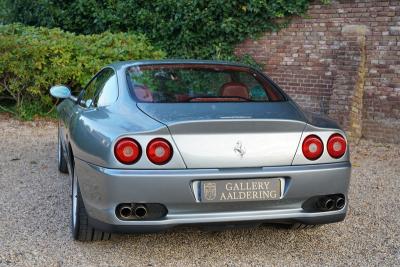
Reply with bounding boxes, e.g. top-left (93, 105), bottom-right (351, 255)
top-left (0, 115), bottom-right (399, 266)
